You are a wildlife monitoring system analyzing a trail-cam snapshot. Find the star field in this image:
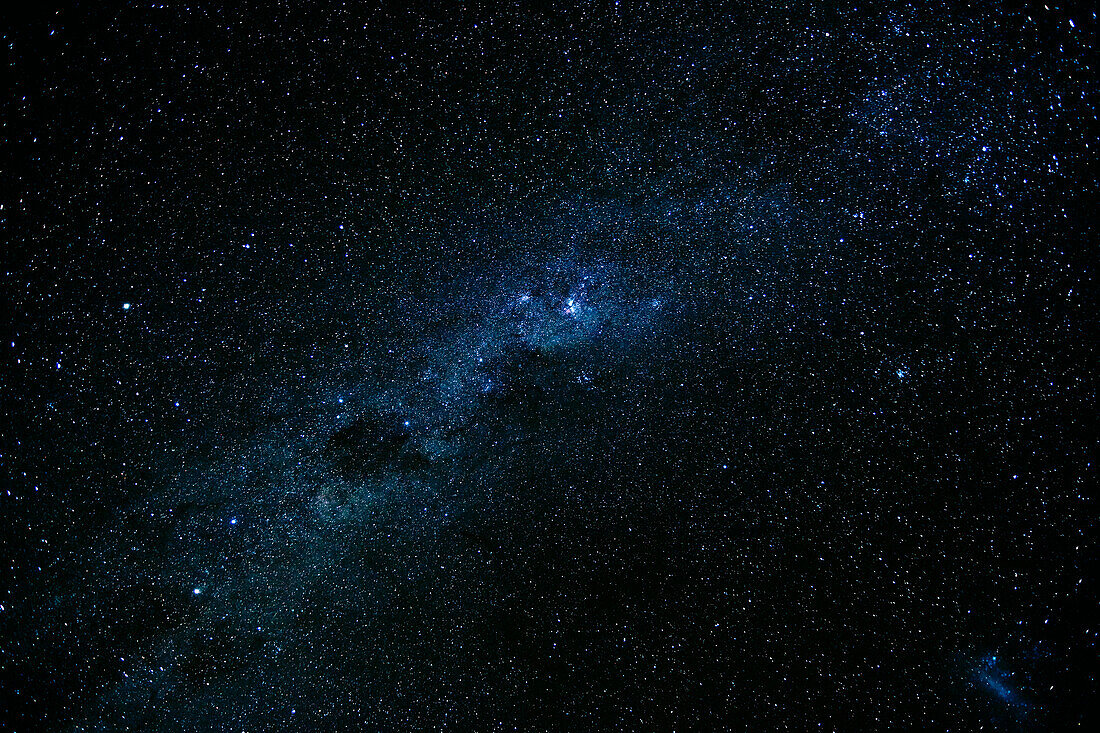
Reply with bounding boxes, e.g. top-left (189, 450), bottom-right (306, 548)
top-left (1, 2), bottom-right (1096, 731)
